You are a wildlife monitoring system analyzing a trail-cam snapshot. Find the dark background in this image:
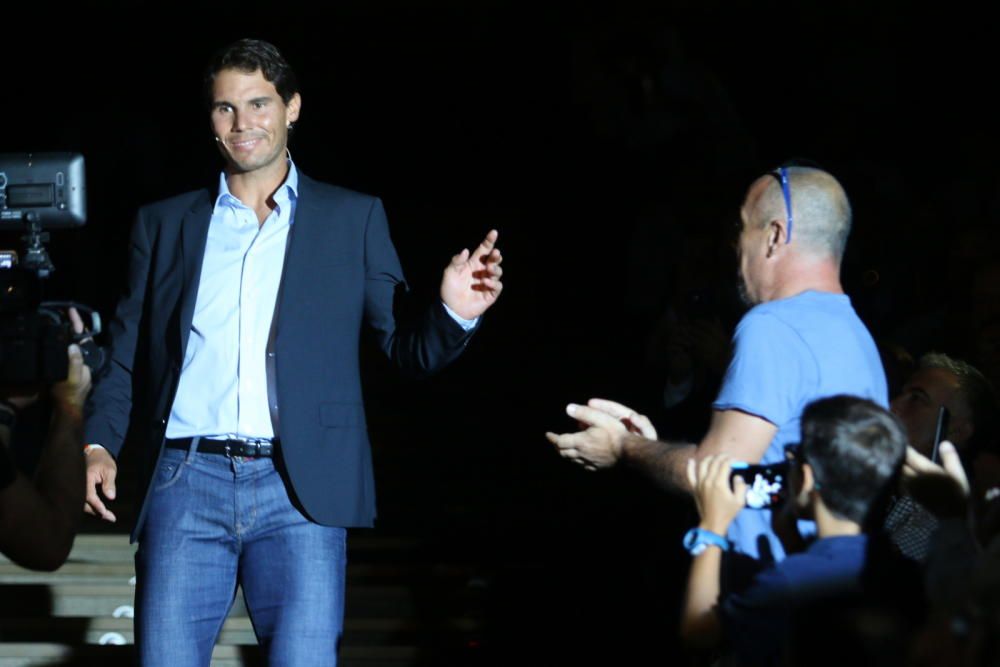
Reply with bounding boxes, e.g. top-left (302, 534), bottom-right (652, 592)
top-left (3, 2), bottom-right (999, 664)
